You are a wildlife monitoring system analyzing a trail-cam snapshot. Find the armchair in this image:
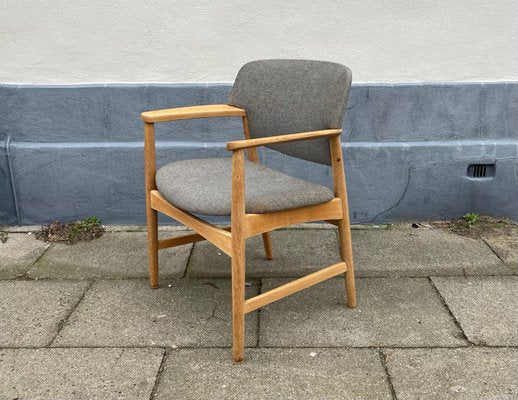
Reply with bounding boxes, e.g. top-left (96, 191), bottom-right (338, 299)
top-left (141, 59), bottom-right (356, 362)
